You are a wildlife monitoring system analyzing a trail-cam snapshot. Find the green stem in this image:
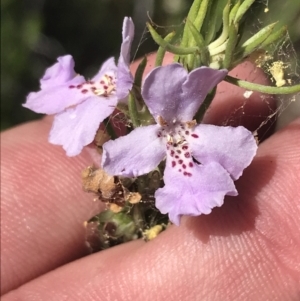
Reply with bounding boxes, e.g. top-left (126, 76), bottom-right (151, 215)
top-left (134, 56), bottom-right (147, 88)
top-left (147, 23), bottom-right (198, 55)
top-left (225, 75), bottom-right (300, 94)
top-left (138, 105), bottom-right (155, 126)
top-left (128, 92), bottom-right (140, 128)
top-left (104, 118), bottom-right (117, 140)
